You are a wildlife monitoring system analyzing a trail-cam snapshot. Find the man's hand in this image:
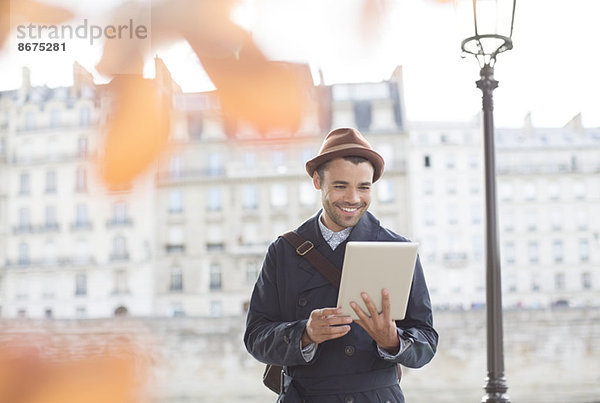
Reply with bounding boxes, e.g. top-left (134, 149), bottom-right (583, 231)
top-left (302, 308), bottom-right (352, 347)
top-left (350, 289), bottom-right (400, 354)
